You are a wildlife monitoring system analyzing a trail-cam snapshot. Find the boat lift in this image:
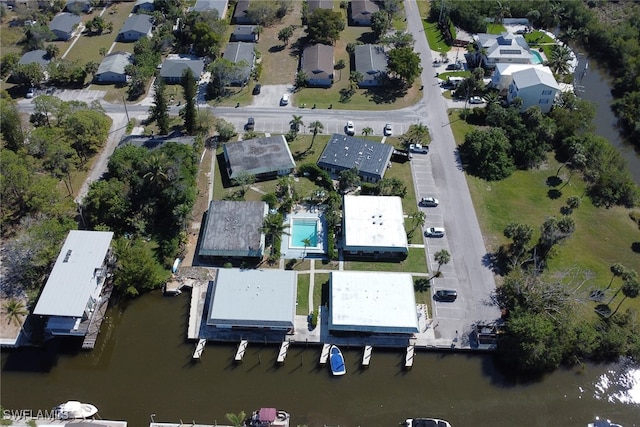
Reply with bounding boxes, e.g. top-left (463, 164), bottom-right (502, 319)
top-left (235, 339), bottom-right (248, 362)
